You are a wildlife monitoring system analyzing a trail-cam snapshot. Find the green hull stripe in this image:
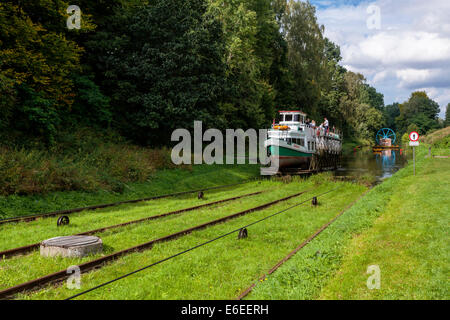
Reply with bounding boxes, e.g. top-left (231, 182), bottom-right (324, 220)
top-left (269, 146), bottom-right (312, 157)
